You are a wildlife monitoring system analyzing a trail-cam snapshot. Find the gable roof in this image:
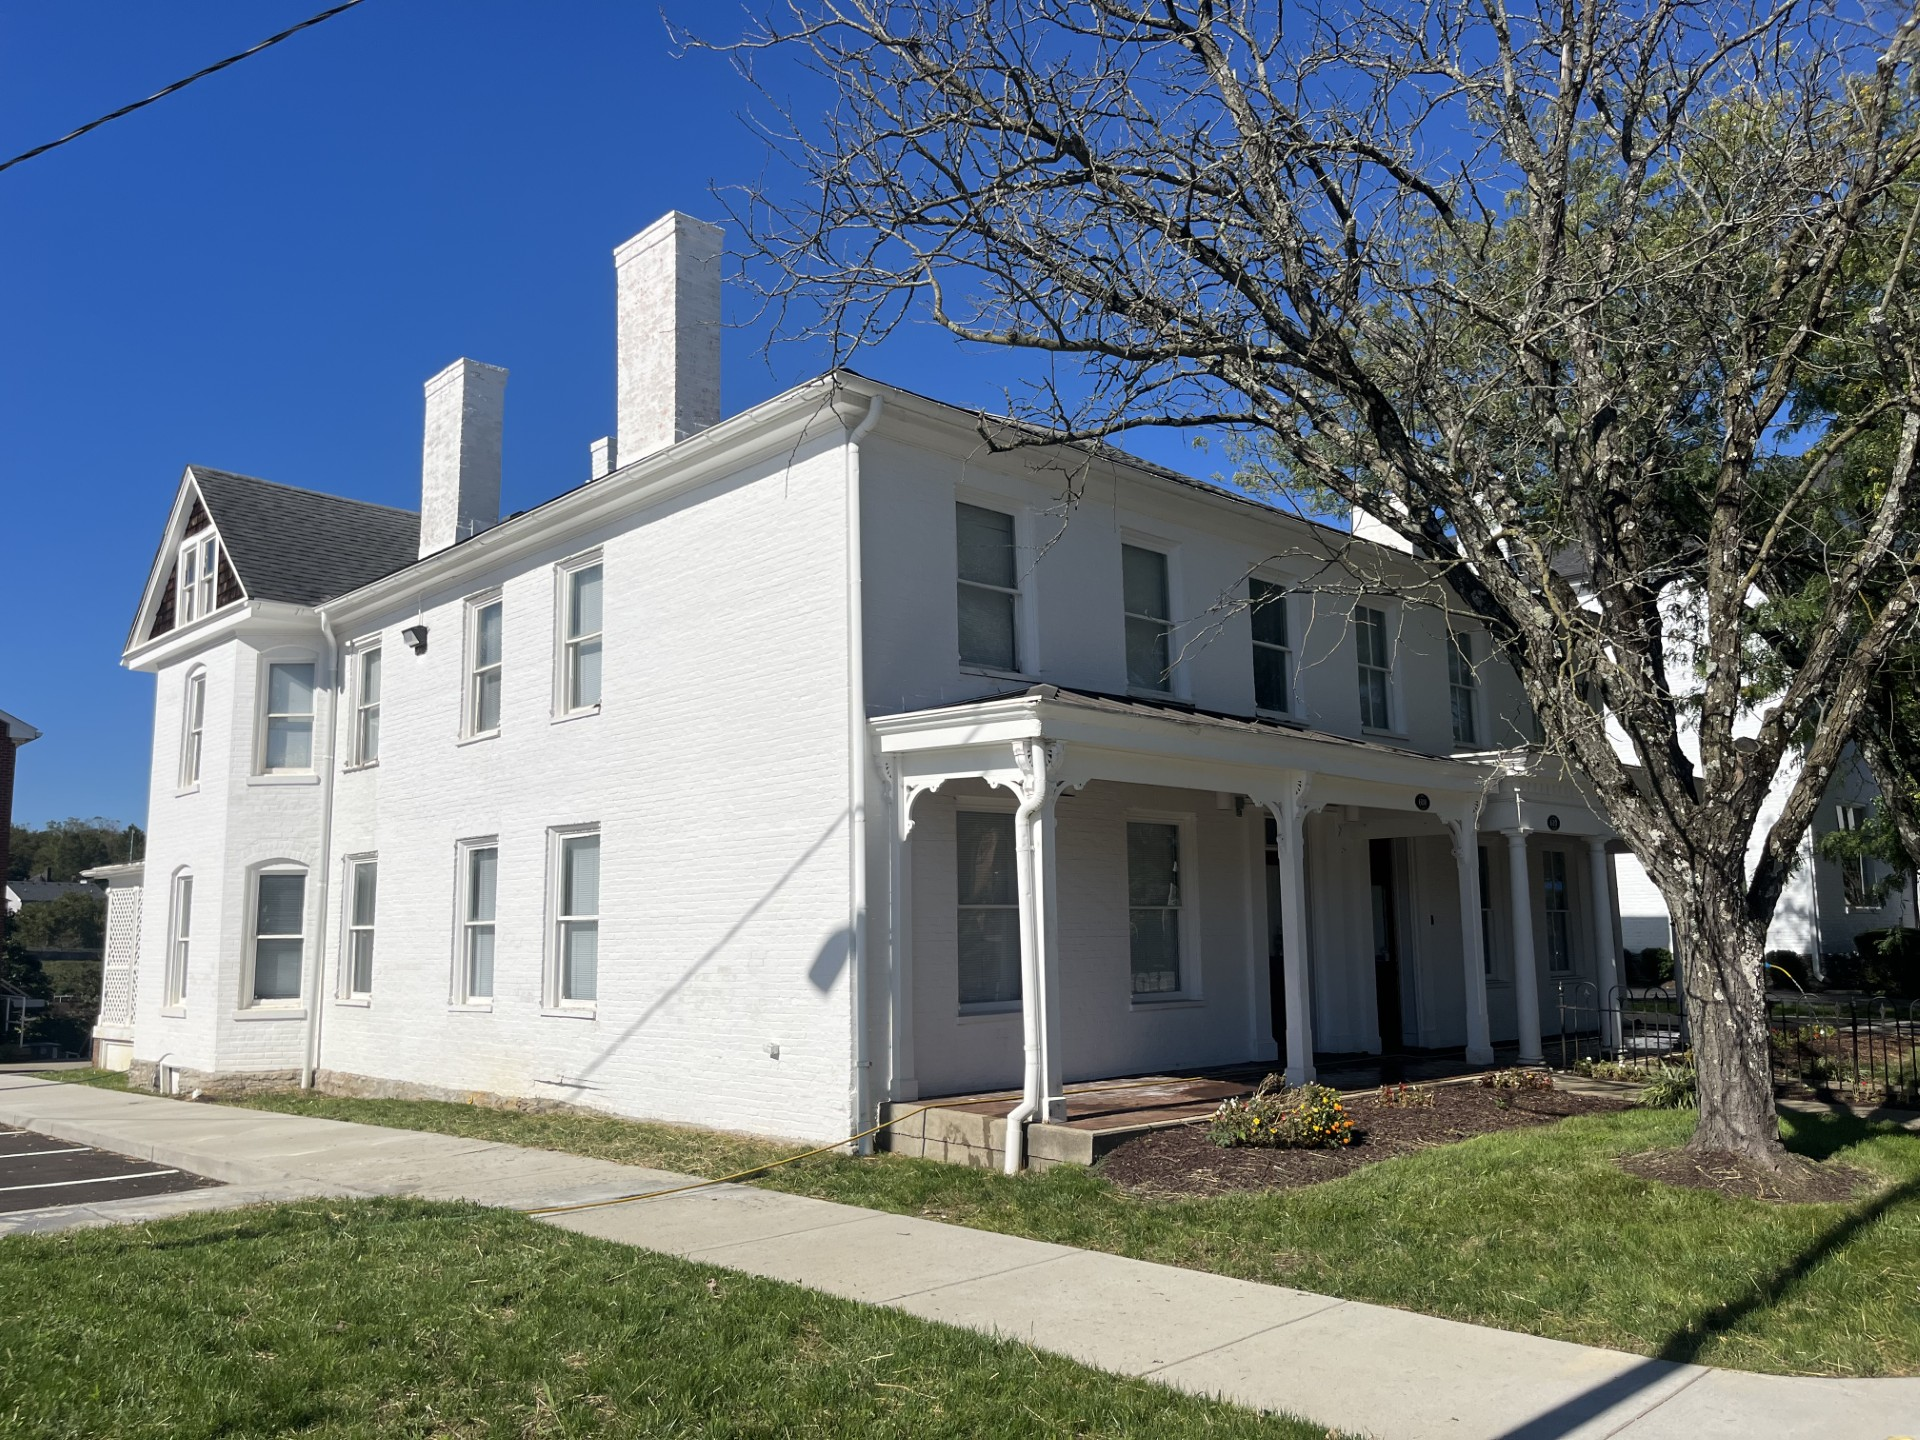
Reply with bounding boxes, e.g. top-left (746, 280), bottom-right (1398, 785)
top-left (187, 468), bottom-right (420, 607)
